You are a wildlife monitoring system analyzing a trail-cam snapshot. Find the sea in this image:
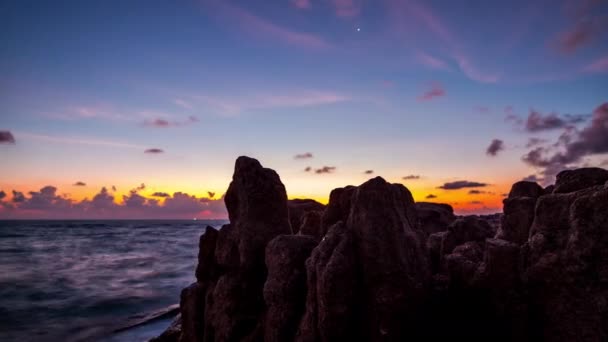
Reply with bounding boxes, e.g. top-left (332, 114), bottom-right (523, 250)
top-left (0, 220), bottom-right (226, 342)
